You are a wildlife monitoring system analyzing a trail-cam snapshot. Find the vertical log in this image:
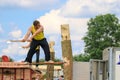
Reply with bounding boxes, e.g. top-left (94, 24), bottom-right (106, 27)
top-left (61, 24), bottom-right (73, 80)
top-left (46, 41), bottom-right (55, 80)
